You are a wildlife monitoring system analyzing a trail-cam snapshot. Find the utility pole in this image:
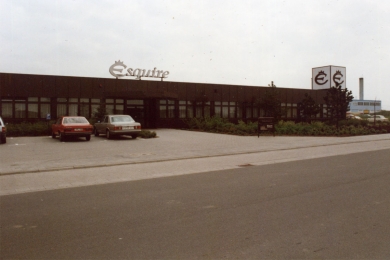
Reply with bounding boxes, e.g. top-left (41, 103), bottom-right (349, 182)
top-left (374, 97), bottom-right (377, 126)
